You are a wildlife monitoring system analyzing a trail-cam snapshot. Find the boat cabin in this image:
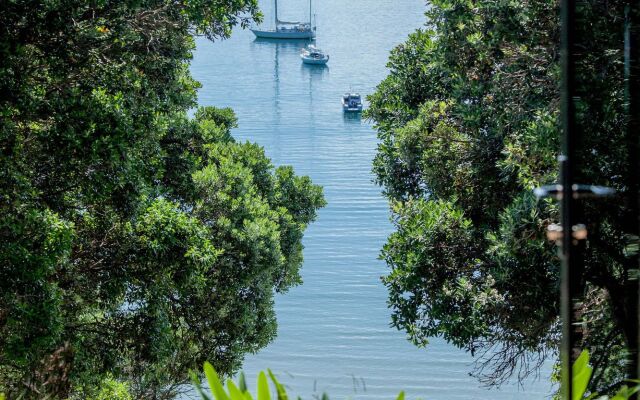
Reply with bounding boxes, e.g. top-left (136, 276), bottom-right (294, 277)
top-left (342, 93), bottom-right (363, 112)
